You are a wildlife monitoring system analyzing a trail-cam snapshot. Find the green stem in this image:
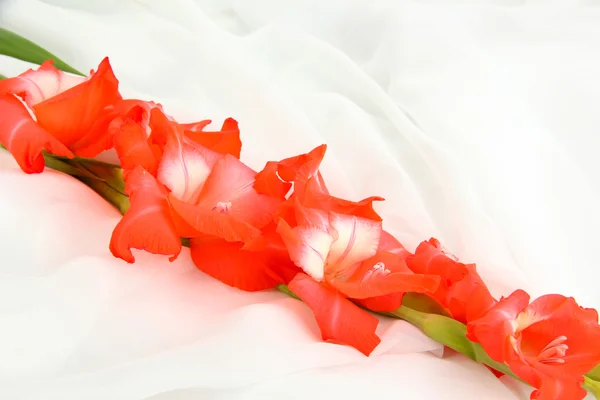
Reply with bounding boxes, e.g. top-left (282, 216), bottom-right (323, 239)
top-left (589, 365), bottom-right (600, 382)
top-left (276, 284), bottom-right (300, 300)
top-left (585, 376), bottom-right (600, 400)
top-left (388, 306), bottom-right (517, 378)
top-left (78, 176), bottom-right (129, 215)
